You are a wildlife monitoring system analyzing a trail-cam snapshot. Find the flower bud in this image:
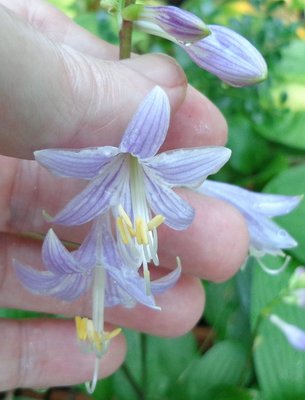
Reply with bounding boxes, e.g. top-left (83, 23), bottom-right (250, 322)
top-left (270, 314), bottom-right (305, 351)
top-left (289, 266), bottom-right (305, 289)
top-left (122, 5), bottom-right (210, 44)
top-left (182, 24), bottom-right (268, 87)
